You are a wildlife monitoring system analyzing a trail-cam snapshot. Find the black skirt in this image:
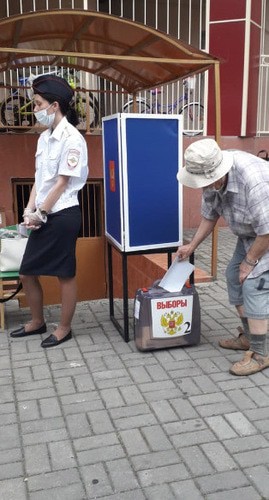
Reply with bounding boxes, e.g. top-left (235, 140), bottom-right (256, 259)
top-left (20, 206), bottom-right (81, 278)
